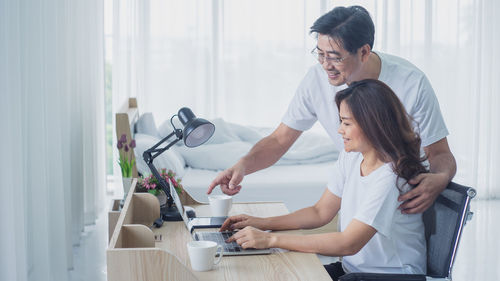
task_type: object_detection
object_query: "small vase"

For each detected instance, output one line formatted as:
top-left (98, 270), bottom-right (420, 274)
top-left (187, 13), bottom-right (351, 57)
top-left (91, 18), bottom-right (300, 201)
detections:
top-left (122, 177), bottom-right (133, 200)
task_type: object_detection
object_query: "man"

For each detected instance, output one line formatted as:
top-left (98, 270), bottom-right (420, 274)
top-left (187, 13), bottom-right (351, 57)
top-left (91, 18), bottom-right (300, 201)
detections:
top-left (207, 5), bottom-right (456, 214)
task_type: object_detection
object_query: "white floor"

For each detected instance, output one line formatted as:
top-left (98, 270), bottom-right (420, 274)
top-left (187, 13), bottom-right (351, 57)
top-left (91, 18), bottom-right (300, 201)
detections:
top-left (69, 201), bottom-right (109, 281)
top-left (69, 195), bottom-right (500, 281)
top-left (451, 199), bottom-right (500, 280)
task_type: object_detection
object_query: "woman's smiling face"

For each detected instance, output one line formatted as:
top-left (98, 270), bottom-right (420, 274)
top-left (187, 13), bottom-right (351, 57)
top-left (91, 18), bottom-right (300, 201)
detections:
top-left (337, 101), bottom-right (371, 153)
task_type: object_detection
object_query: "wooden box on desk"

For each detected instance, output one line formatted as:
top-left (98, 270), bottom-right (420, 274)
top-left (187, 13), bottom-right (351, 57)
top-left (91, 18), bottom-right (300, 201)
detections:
top-left (107, 180), bottom-right (199, 243)
top-left (107, 179), bottom-right (197, 281)
top-left (108, 199), bottom-right (122, 242)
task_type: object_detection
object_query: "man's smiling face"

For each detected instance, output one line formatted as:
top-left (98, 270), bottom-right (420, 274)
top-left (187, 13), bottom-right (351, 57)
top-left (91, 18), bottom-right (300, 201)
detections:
top-left (316, 34), bottom-right (364, 86)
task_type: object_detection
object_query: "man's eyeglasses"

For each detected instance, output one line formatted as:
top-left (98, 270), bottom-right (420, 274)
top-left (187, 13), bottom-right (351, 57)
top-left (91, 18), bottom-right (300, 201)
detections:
top-left (311, 49), bottom-right (348, 66)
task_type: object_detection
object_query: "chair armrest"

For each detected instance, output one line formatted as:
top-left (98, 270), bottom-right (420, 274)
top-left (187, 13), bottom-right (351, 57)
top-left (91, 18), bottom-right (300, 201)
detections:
top-left (339, 272), bottom-right (426, 281)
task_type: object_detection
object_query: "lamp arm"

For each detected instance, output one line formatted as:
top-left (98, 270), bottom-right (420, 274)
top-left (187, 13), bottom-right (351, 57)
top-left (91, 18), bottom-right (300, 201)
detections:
top-left (148, 137), bottom-right (182, 161)
top-left (143, 129), bottom-right (183, 208)
top-left (144, 129), bottom-right (182, 160)
top-left (145, 161), bottom-right (174, 208)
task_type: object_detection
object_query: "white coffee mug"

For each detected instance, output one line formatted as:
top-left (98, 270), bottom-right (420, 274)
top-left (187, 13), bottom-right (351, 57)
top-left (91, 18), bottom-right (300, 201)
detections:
top-left (187, 241), bottom-right (223, 271)
top-left (208, 195), bottom-right (233, 217)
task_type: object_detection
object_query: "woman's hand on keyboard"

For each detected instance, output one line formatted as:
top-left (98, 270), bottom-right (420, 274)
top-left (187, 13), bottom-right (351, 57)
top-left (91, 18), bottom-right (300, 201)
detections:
top-left (225, 226), bottom-right (274, 249)
top-left (220, 214), bottom-right (266, 232)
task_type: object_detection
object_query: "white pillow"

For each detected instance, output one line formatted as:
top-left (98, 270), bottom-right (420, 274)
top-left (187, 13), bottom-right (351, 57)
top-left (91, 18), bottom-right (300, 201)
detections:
top-left (176, 141), bottom-right (252, 170)
top-left (226, 122), bottom-right (263, 143)
top-left (158, 118), bottom-right (175, 139)
top-left (170, 147), bottom-right (186, 168)
top-left (133, 133), bottom-right (185, 177)
top-left (201, 118), bottom-right (240, 145)
top-left (135, 113), bottom-right (160, 138)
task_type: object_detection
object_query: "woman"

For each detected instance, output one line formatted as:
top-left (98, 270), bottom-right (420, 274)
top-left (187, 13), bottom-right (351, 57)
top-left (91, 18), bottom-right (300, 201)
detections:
top-left (222, 79), bottom-right (428, 280)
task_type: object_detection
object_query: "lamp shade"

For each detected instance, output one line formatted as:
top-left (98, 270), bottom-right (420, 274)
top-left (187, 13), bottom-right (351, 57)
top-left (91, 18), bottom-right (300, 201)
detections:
top-left (178, 107), bottom-right (215, 147)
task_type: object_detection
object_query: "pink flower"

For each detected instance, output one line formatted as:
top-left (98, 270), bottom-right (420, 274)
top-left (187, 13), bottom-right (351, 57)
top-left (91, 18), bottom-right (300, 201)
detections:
top-left (171, 178), bottom-right (178, 187)
top-left (138, 169), bottom-right (184, 194)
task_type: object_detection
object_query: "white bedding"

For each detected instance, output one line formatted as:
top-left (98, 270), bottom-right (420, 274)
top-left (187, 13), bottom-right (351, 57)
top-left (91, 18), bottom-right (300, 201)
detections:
top-left (174, 118), bottom-right (339, 170)
top-left (134, 114), bottom-right (338, 212)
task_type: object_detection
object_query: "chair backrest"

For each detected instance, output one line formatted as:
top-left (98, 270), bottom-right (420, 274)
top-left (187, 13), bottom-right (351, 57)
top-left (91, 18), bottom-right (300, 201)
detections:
top-left (423, 182), bottom-right (476, 278)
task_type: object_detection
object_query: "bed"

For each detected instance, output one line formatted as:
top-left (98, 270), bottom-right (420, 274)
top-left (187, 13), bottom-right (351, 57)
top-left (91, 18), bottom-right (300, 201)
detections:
top-left (115, 98), bottom-right (339, 212)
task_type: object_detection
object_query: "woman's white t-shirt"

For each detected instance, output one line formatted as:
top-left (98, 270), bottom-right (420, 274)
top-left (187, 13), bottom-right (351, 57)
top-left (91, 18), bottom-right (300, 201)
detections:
top-left (327, 151), bottom-right (426, 274)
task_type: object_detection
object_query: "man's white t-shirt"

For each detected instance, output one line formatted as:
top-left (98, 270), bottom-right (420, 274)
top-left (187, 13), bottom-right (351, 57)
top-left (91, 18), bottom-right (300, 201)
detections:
top-left (282, 52), bottom-right (449, 150)
top-left (327, 151), bottom-right (426, 274)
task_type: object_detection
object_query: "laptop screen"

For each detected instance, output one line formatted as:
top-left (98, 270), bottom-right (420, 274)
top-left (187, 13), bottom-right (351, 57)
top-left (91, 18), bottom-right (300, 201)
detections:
top-left (170, 184), bottom-right (191, 229)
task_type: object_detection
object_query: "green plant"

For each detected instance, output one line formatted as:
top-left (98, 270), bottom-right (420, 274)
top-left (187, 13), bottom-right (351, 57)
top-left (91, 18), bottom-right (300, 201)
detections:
top-left (138, 168), bottom-right (184, 196)
top-left (117, 134), bottom-right (136, 178)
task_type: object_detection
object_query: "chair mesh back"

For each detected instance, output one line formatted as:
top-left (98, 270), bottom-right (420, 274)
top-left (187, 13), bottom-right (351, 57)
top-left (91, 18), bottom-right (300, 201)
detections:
top-left (422, 182), bottom-right (472, 278)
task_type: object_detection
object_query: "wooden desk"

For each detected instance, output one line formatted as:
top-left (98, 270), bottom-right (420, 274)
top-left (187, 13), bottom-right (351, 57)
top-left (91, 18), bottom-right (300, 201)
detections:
top-left (107, 181), bottom-right (332, 281)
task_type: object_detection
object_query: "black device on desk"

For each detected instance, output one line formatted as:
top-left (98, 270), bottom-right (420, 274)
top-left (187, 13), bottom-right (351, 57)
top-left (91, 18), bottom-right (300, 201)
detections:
top-left (189, 216), bottom-right (227, 229)
top-left (184, 206), bottom-right (227, 229)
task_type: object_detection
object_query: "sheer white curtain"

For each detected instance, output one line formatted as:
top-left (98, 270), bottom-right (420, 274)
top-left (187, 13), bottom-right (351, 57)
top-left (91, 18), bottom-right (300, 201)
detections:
top-left (113, 0), bottom-right (321, 126)
top-left (0, 0), bottom-right (106, 280)
top-left (113, 0), bottom-right (500, 198)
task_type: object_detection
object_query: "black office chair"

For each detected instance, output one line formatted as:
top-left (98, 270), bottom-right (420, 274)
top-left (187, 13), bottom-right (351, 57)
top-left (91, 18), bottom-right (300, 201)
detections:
top-left (339, 182), bottom-right (476, 281)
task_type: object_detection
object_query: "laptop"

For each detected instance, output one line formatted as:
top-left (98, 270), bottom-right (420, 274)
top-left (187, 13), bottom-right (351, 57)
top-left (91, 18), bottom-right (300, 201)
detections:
top-left (170, 185), bottom-right (272, 256)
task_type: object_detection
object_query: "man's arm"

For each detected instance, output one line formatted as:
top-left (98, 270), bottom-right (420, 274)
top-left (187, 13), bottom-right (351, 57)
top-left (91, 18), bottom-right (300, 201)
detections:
top-left (398, 137), bottom-right (457, 214)
top-left (207, 123), bottom-right (302, 194)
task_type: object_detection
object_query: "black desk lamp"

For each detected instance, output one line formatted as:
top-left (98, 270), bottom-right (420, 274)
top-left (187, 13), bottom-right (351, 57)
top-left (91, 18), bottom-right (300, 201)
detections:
top-left (143, 107), bottom-right (215, 221)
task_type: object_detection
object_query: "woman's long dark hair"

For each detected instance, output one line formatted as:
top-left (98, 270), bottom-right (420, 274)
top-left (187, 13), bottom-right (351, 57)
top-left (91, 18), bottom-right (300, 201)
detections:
top-left (335, 79), bottom-right (427, 189)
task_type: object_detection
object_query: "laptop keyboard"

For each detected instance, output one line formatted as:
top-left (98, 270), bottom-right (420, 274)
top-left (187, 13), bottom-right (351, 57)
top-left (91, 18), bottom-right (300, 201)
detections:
top-left (195, 231), bottom-right (244, 253)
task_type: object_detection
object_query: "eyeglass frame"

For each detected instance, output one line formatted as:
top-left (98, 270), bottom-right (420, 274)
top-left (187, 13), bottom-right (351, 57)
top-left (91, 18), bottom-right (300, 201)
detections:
top-left (311, 48), bottom-right (349, 66)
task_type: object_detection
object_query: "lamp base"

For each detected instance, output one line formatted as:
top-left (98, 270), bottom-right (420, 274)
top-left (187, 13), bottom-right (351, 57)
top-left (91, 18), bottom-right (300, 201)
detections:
top-left (161, 205), bottom-right (183, 221)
